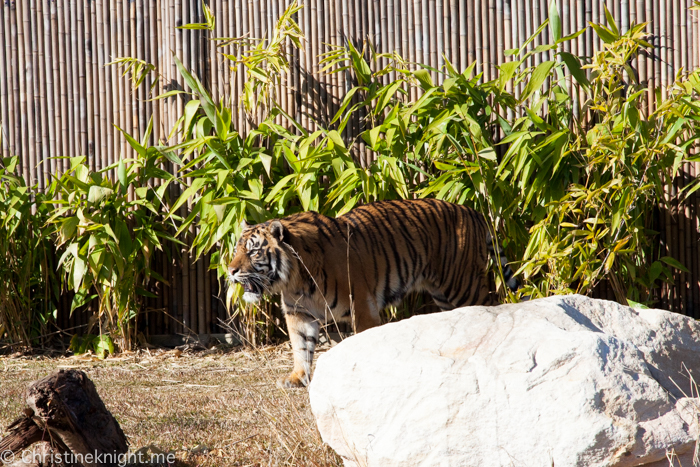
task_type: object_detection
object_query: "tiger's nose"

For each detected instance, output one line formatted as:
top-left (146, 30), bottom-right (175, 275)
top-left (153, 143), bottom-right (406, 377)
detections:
top-left (228, 266), bottom-right (239, 278)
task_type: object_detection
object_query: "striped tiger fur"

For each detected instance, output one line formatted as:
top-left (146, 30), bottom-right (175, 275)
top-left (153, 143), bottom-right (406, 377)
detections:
top-left (228, 199), bottom-right (518, 387)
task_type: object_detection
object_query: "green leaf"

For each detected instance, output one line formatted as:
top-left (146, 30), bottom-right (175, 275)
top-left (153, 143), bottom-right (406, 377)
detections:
top-left (115, 126), bottom-right (147, 158)
top-left (549, 0), bottom-right (561, 42)
top-left (368, 126), bottom-right (382, 150)
top-left (168, 178), bottom-right (207, 217)
top-left (603, 4), bottom-right (619, 37)
top-left (88, 186), bottom-right (114, 204)
top-left (589, 23), bottom-right (618, 44)
top-left (521, 61), bottom-right (555, 102)
top-left (660, 256), bottom-right (689, 273)
top-left (413, 69), bottom-right (434, 90)
top-left (72, 255), bottom-right (86, 292)
top-left (626, 299), bottom-right (650, 309)
top-left (183, 100), bottom-right (201, 135)
top-left (118, 159), bottom-right (127, 191)
top-left (560, 52), bottom-right (590, 88)
top-left (375, 81), bottom-right (403, 114)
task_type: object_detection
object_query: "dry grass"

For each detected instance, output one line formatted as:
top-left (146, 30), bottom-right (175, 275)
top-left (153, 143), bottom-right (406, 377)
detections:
top-left (0, 344), bottom-right (342, 467)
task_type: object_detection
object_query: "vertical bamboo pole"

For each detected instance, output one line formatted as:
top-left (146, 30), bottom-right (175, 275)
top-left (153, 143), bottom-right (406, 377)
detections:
top-left (425, 0), bottom-right (438, 79)
top-left (347, 0), bottom-right (357, 161)
top-left (517, 0), bottom-right (525, 101)
top-left (402, 0), bottom-right (409, 61)
top-left (150, 0), bottom-right (159, 145)
top-left (205, 254), bottom-right (213, 334)
top-left (0, 2), bottom-right (8, 157)
top-left (310, 0), bottom-right (319, 127)
top-left (672, 0), bottom-right (680, 78)
top-left (679, 0), bottom-right (692, 72)
top-left (90, 1), bottom-right (101, 172)
top-left (449, 0), bottom-right (458, 67)
top-left (301, 0), bottom-right (310, 132)
top-left (136, 0), bottom-right (145, 141)
top-left (388, 0), bottom-right (395, 82)
top-left (127, 0), bottom-right (136, 163)
top-left (459, 0), bottom-right (468, 71)
top-left (9, 1), bottom-right (21, 163)
top-left (30, 0), bottom-right (42, 184)
top-left (1, 2), bottom-right (13, 156)
top-left (412, 0), bottom-right (421, 70)
top-left (107, 2), bottom-right (116, 175)
top-left (84, 0), bottom-right (96, 171)
top-left (441, 0), bottom-right (448, 69)
top-left (659, 0), bottom-right (667, 97)
top-left (434, 0), bottom-right (443, 81)
top-left (197, 256), bottom-right (205, 334)
top-left (77, 0), bottom-right (88, 165)
top-left (474, 0), bottom-right (481, 75)
top-left (115, 0), bottom-right (125, 163)
top-left (496, 0), bottom-right (503, 69)
top-left (17, 1), bottom-right (30, 183)
top-left (49, 2), bottom-right (61, 172)
top-left (67, 0), bottom-right (78, 160)
top-left (322, 0), bottom-right (331, 125)
top-left (419, 0), bottom-right (428, 67)
top-left (462, 0), bottom-right (471, 68)
top-left (694, 0), bottom-right (699, 70)
top-left (42, 0), bottom-right (56, 178)
top-left (486, 0), bottom-right (494, 81)
top-left (210, 0), bottom-right (220, 102)
top-left (646, 0), bottom-right (654, 115)
top-left (29, 0), bottom-right (44, 188)
top-left (32, 2), bottom-right (45, 185)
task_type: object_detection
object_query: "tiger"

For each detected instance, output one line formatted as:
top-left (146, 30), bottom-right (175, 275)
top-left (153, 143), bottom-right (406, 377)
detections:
top-left (227, 198), bottom-right (518, 388)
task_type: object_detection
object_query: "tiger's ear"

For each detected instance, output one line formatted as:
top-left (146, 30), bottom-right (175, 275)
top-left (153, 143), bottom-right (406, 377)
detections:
top-left (240, 219), bottom-right (249, 230)
top-left (269, 220), bottom-right (284, 242)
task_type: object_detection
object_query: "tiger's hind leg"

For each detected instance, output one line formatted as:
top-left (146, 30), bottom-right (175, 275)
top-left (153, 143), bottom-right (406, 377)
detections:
top-left (280, 312), bottom-right (320, 388)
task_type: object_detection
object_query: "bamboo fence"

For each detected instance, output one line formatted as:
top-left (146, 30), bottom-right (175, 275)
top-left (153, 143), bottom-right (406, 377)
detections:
top-left (0, 0), bottom-right (699, 336)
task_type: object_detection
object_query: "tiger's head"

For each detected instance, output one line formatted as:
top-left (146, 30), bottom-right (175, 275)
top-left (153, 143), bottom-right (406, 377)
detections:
top-left (227, 219), bottom-right (292, 303)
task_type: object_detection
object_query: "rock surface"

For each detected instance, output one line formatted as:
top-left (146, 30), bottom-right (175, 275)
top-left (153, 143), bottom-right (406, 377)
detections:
top-left (309, 295), bottom-right (700, 467)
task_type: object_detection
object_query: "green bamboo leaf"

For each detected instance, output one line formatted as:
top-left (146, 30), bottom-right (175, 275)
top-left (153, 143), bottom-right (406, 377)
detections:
top-left (560, 52), bottom-right (590, 88)
top-left (375, 81), bottom-right (402, 115)
top-left (413, 69), bottom-right (434, 90)
top-left (368, 126), bottom-right (382, 150)
top-left (118, 159), bottom-right (127, 191)
top-left (168, 178), bottom-right (207, 217)
top-left (115, 125), bottom-right (147, 158)
top-left (72, 255), bottom-right (86, 292)
top-left (660, 256), bottom-right (689, 273)
top-left (347, 41), bottom-right (372, 85)
top-left (331, 87), bottom-right (359, 125)
top-left (549, 0), bottom-right (561, 42)
top-left (556, 28), bottom-right (587, 44)
top-left (148, 89), bottom-right (188, 101)
top-left (589, 23), bottom-right (618, 44)
top-left (183, 100), bottom-right (201, 135)
top-left (603, 4), bottom-right (619, 37)
top-left (88, 186), bottom-right (114, 204)
top-left (521, 61), bottom-right (555, 102)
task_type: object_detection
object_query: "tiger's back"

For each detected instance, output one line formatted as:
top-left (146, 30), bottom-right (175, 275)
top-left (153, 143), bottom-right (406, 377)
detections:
top-left (338, 199), bottom-right (493, 312)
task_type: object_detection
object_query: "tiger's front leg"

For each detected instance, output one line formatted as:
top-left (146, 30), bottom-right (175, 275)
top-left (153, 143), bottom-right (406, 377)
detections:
top-left (280, 311), bottom-right (320, 388)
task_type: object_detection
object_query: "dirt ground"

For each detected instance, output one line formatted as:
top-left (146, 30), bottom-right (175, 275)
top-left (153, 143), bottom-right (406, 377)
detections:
top-left (0, 344), bottom-right (342, 467)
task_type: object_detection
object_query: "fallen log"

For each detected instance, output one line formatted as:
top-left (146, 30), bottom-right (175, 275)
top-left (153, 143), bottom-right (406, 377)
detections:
top-left (0, 369), bottom-right (128, 467)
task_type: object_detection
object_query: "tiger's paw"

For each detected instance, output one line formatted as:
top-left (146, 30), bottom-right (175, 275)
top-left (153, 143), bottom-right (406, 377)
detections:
top-left (278, 371), bottom-right (308, 389)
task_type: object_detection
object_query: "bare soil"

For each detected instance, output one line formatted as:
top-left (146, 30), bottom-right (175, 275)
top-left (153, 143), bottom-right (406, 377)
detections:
top-left (0, 344), bottom-right (342, 467)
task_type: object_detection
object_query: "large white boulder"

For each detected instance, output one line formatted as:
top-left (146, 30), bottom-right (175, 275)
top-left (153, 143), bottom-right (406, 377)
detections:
top-left (309, 295), bottom-right (700, 467)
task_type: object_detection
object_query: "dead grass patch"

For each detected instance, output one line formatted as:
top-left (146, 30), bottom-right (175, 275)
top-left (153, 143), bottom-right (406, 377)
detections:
top-left (0, 344), bottom-right (342, 467)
